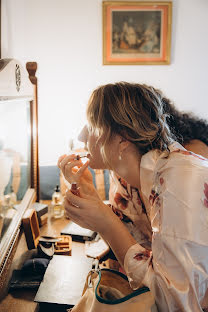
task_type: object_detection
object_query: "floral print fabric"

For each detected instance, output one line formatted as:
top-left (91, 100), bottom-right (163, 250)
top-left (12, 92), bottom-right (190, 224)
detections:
top-left (109, 174), bottom-right (152, 250)
top-left (109, 142), bottom-right (208, 311)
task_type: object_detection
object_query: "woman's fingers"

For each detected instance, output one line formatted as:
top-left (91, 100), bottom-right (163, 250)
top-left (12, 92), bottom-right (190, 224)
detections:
top-left (64, 196), bottom-right (81, 215)
top-left (76, 161), bottom-right (90, 178)
top-left (58, 154), bottom-right (76, 169)
top-left (57, 154), bottom-right (67, 168)
top-left (65, 190), bottom-right (89, 208)
top-left (64, 190), bottom-right (112, 234)
top-left (58, 154), bottom-right (81, 169)
top-left (58, 154), bottom-right (85, 181)
top-left (58, 155), bottom-right (91, 186)
top-left (63, 159), bottom-right (82, 176)
top-left (64, 194), bottom-right (89, 224)
top-left (64, 199), bottom-right (85, 225)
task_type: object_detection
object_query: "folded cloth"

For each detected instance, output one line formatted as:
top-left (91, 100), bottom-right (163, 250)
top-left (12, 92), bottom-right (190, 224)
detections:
top-left (22, 258), bottom-right (50, 275)
top-left (9, 258), bottom-right (50, 290)
top-left (9, 270), bottom-right (43, 290)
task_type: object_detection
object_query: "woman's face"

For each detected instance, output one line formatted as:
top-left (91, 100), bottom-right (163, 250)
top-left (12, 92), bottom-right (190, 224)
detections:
top-left (78, 125), bottom-right (140, 185)
top-left (78, 125), bottom-right (107, 169)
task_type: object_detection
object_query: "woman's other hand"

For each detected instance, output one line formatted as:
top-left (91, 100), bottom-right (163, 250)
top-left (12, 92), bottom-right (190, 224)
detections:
top-left (57, 154), bottom-right (99, 199)
top-left (58, 154), bottom-right (91, 183)
top-left (64, 189), bottom-right (116, 233)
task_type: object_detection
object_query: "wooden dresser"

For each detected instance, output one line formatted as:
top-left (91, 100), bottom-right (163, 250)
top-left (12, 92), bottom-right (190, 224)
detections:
top-left (0, 204), bottom-right (90, 312)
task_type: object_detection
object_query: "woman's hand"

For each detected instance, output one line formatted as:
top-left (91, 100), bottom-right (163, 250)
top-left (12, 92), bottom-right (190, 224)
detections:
top-left (57, 154), bottom-right (99, 199)
top-left (57, 154), bottom-right (91, 183)
top-left (64, 190), bottom-right (137, 269)
top-left (64, 189), bottom-right (117, 234)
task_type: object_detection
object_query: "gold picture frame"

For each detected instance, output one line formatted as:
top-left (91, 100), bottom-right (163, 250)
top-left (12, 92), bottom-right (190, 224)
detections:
top-left (103, 1), bottom-right (172, 65)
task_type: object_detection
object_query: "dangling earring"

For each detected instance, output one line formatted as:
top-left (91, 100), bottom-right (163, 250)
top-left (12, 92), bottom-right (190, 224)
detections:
top-left (119, 153), bottom-right (122, 160)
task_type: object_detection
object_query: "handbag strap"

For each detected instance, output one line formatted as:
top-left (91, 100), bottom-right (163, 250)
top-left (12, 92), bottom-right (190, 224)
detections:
top-left (82, 259), bottom-right (100, 295)
top-left (95, 268), bottom-right (151, 305)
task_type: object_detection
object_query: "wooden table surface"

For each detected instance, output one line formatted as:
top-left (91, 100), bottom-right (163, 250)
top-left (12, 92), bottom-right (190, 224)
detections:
top-left (0, 203), bottom-right (88, 312)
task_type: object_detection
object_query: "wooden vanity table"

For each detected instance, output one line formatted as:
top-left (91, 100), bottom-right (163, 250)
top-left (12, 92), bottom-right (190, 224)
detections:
top-left (0, 207), bottom-right (91, 312)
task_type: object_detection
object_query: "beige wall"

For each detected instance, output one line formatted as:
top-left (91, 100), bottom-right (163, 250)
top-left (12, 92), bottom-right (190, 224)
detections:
top-left (1, 0), bottom-right (208, 163)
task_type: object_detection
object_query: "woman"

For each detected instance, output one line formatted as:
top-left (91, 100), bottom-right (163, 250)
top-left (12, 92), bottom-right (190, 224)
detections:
top-left (58, 82), bottom-right (208, 311)
top-left (108, 96), bottom-right (208, 252)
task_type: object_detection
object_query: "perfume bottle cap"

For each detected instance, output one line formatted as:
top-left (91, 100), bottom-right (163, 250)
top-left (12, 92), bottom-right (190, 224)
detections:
top-left (54, 185), bottom-right (60, 192)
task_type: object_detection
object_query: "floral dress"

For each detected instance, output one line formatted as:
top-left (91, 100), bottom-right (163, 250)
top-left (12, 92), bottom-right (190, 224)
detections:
top-left (109, 142), bottom-right (208, 312)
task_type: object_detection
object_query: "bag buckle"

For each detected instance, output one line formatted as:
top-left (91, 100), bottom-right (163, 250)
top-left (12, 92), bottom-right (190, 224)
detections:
top-left (87, 259), bottom-right (100, 287)
top-left (92, 258), bottom-right (99, 271)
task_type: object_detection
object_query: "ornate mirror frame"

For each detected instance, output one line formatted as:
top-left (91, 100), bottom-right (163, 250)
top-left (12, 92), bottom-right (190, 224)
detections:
top-left (0, 59), bottom-right (39, 293)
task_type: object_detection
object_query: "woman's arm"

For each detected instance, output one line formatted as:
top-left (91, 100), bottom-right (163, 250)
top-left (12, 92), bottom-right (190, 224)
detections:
top-left (101, 216), bottom-right (137, 266)
top-left (59, 154), bottom-right (152, 288)
top-left (64, 191), bottom-right (138, 266)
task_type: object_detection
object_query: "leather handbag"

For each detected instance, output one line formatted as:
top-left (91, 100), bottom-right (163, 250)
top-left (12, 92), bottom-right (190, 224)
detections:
top-left (68, 268), bottom-right (157, 312)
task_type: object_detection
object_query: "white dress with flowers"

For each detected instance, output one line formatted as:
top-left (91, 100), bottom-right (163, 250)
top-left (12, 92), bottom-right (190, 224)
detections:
top-left (109, 142), bottom-right (208, 312)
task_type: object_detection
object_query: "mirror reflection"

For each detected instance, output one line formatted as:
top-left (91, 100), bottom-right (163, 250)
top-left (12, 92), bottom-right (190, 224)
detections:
top-left (0, 99), bottom-right (30, 240)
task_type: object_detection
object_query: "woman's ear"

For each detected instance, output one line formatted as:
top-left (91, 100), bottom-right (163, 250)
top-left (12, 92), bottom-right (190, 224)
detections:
top-left (118, 136), bottom-right (130, 153)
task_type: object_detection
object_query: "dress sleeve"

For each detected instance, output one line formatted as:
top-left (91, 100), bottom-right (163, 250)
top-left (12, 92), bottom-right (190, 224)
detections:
top-left (124, 243), bottom-right (153, 290)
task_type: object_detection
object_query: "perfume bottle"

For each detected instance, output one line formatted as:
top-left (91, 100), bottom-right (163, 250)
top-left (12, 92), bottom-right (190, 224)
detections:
top-left (3, 194), bottom-right (11, 209)
top-left (71, 182), bottom-right (80, 196)
top-left (9, 186), bottom-right (17, 207)
top-left (51, 185), bottom-right (64, 219)
top-left (68, 182), bottom-right (80, 210)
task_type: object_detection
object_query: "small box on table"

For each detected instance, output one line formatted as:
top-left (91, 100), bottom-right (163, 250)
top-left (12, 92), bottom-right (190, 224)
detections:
top-left (32, 202), bottom-right (48, 227)
top-left (22, 208), bottom-right (72, 256)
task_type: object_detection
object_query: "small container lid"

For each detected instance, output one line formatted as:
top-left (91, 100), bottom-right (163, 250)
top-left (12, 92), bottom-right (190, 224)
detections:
top-left (54, 185), bottom-right (60, 192)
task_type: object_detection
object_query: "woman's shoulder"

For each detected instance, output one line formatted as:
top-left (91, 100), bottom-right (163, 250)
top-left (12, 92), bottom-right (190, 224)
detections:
top-left (152, 141), bottom-right (208, 179)
top-left (183, 139), bottom-right (208, 159)
top-left (164, 141), bottom-right (207, 162)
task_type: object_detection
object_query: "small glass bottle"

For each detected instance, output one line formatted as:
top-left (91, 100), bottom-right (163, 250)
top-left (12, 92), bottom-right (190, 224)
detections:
top-left (9, 186), bottom-right (17, 207)
top-left (51, 185), bottom-right (64, 219)
top-left (3, 194), bottom-right (11, 209)
top-left (71, 182), bottom-right (80, 196)
top-left (67, 182), bottom-right (80, 210)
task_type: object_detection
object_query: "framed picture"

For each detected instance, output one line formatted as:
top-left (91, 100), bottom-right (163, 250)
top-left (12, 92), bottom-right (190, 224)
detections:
top-left (103, 1), bottom-right (172, 65)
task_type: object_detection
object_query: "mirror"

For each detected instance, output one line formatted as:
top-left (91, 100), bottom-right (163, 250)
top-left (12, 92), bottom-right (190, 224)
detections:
top-left (0, 59), bottom-right (39, 283)
top-left (0, 99), bottom-right (31, 238)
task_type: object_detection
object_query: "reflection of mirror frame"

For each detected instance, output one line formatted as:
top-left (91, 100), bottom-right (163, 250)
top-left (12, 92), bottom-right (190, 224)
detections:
top-left (27, 62), bottom-right (40, 201)
top-left (0, 60), bottom-right (39, 294)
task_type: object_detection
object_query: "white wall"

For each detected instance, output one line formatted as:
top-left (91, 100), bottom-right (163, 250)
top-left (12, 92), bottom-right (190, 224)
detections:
top-left (1, 0), bottom-right (208, 164)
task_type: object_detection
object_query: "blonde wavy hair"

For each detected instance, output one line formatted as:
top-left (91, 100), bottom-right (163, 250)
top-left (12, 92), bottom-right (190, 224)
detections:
top-left (86, 82), bottom-right (173, 163)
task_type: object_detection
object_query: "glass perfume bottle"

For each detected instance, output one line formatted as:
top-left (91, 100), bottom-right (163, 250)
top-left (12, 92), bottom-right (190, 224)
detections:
top-left (67, 182), bottom-right (81, 211)
top-left (71, 182), bottom-right (80, 196)
top-left (3, 194), bottom-right (11, 209)
top-left (9, 186), bottom-right (17, 207)
top-left (51, 185), bottom-right (64, 219)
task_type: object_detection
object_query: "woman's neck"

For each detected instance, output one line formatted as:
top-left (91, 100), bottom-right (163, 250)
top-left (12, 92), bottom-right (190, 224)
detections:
top-left (114, 147), bottom-right (142, 191)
